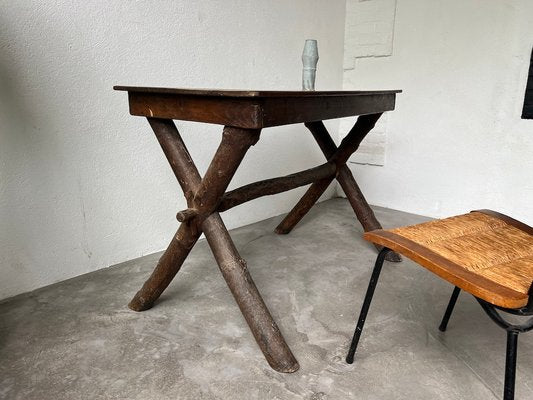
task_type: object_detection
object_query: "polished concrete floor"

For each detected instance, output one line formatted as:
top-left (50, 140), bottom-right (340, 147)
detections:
top-left (2, 198), bottom-right (533, 400)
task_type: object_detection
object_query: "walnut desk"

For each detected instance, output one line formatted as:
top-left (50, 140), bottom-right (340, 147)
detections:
top-left (114, 86), bottom-right (402, 373)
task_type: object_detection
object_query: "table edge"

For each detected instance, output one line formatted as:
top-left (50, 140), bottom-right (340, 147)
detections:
top-left (113, 86), bottom-right (402, 98)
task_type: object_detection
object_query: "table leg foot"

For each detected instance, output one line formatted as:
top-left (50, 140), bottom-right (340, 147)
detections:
top-left (129, 298), bottom-right (154, 312)
top-left (129, 222), bottom-right (201, 311)
top-left (204, 213), bottom-right (299, 372)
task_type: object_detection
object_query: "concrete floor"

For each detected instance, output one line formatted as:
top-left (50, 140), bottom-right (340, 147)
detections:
top-left (2, 198), bottom-right (533, 400)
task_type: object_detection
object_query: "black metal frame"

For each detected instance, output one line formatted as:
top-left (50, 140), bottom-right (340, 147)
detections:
top-left (346, 247), bottom-right (533, 400)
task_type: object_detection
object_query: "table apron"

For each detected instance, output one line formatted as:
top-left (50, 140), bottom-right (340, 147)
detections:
top-left (127, 92), bottom-right (396, 128)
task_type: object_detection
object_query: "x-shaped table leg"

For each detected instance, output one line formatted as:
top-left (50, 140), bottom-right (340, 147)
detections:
top-left (129, 118), bottom-right (299, 373)
top-left (275, 114), bottom-right (401, 262)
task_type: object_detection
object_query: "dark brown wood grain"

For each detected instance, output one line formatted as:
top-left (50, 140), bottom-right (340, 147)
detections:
top-left (176, 208), bottom-right (198, 223)
top-left (274, 118), bottom-right (401, 262)
top-left (147, 118), bottom-right (199, 203)
top-left (260, 94), bottom-right (395, 128)
top-left (128, 118), bottom-right (298, 372)
top-left (115, 87), bottom-right (398, 129)
top-left (202, 212), bottom-right (298, 373)
top-left (274, 176), bottom-right (335, 234)
top-left (129, 92), bottom-right (263, 129)
top-left (218, 162), bottom-right (336, 212)
top-left (128, 119), bottom-right (203, 311)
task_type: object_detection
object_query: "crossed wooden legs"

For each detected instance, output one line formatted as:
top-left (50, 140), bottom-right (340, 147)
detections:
top-left (128, 114), bottom-right (398, 373)
top-left (275, 114), bottom-right (401, 262)
top-left (129, 118), bottom-right (298, 372)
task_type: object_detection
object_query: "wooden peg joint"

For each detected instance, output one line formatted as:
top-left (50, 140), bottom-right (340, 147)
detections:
top-left (176, 208), bottom-right (199, 222)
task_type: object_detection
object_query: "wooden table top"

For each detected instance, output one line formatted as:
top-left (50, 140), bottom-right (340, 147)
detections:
top-left (114, 86), bottom-right (401, 98)
top-left (114, 86), bottom-right (401, 129)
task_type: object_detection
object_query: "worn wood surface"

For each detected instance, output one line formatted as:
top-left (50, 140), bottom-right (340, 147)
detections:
top-left (114, 86), bottom-right (399, 129)
top-left (128, 119), bottom-right (298, 372)
top-left (275, 176), bottom-right (334, 234)
top-left (128, 119), bottom-right (203, 311)
top-left (218, 162), bottom-right (336, 212)
top-left (202, 212), bottom-right (299, 372)
top-left (275, 118), bottom-right (401, 262)
top-left (276, 117), bottom-right (380, 234)
top-left (116, 86), bottom-right (401, 372)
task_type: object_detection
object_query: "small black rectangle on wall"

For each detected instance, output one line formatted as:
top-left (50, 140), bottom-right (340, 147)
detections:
top-left (522, 47), bottom-right (533, 119)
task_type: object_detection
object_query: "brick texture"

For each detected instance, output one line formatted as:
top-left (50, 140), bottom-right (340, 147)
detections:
top-left (343, 0), bottom-right (397, 70)
top-left (343, 0), bottom-right (396, 166)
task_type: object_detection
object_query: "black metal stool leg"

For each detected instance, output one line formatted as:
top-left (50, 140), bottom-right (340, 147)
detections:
top-left (346, 248), bottom-right (391, 364)
top-left (476, 298), bottom-right (533, 400)
top-left (504, 331), bottom-right (518, 400)
top-left (439, 286), bottom-right (461, 332)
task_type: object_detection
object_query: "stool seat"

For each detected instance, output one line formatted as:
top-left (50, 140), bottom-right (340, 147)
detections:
top-left (364, 210), bottom-right (533, 309)
top-left (347, 209), bottom-right (533, 400)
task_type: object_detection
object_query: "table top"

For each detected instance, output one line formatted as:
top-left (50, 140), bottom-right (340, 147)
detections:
top-left (114, 86), bottom-right (401, 98)
top-left (115, 86), bottom-right (401, 129)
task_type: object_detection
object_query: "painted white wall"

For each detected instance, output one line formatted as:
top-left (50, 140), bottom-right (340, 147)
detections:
top-left (342, 0), bottom-right (533, 225)
top-left (0, 1), bottom-right (346, 300)
top-left (342, 0), bottom-right (397, 166)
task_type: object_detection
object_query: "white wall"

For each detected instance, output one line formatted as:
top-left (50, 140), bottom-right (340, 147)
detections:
top-left (342, 0), bottom-right (533, 225)
top-left (0, 1), bottom-right (346, 300)
top-left (7, 0), bottom-right (530, 301)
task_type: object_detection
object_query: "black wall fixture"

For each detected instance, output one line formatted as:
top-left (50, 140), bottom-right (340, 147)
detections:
top-left (522, 47), bottom-right (533, 119)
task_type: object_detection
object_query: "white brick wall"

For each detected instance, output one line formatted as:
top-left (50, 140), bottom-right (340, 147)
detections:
top-left (343, 0), bottom-right (396, 166)
top-left (344, 0), bottom-right (396, 69)
top-left (340, 114), bottom-right (388, 166)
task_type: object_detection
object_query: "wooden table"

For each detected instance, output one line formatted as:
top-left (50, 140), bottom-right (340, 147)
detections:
top-left (114, 86), bottom-right (401, 373)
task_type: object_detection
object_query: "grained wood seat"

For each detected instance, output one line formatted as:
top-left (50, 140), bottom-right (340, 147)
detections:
top-left (365, 210), bottom-right (533, 309)
top-left (345, 210), bottom-right (533, 400)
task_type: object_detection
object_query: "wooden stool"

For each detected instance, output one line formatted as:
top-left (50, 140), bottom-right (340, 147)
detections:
top-left (346, 210), bottom-right (533, 400)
